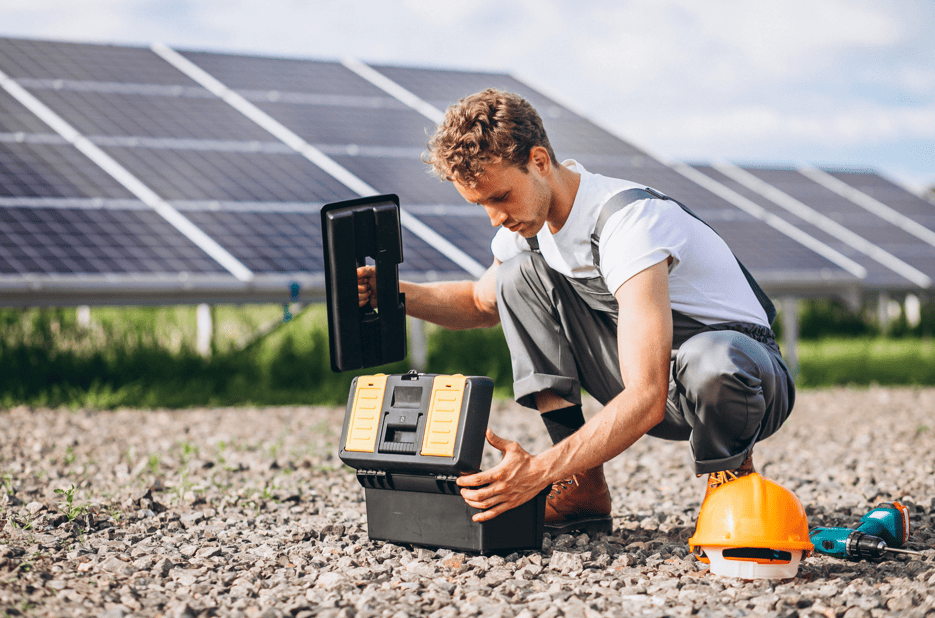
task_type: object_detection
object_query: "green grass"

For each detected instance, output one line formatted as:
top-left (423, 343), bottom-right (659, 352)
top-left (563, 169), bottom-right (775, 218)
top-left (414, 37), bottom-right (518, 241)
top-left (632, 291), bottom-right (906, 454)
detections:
top-left (1, 305), bottom-right (934, 409)
top-left (795, 337), bottom-right (935, 387)
top-left (0, 304), bottom-right (409, 409)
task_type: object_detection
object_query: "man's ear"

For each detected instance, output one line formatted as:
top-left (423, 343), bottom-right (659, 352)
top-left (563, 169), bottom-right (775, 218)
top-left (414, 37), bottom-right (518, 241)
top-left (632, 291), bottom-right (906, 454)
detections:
top-left (529, 146), bottom-right (552, 175)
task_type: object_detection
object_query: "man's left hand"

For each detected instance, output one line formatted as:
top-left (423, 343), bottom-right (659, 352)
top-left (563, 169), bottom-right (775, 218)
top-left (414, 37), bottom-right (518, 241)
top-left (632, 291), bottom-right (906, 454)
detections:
top-left (456, 429), bottom-right (551, 522)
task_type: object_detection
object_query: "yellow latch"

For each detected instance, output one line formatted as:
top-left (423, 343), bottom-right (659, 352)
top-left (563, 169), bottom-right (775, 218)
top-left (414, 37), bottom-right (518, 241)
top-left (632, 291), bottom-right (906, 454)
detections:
top-left (344, 374), bottom-right (387, 452)
top-left (420, 374), bottom-right (466, 457)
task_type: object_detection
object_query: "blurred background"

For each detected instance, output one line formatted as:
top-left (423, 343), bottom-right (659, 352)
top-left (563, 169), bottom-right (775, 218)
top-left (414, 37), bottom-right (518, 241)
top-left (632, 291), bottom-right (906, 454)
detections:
top-left (1, 0), bottom-right (933, 408)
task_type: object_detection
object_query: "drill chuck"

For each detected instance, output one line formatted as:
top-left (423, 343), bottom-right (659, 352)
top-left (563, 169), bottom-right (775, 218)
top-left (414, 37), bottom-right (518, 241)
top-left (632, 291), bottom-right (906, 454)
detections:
top-left (846, 531), bottom-right (888, 560)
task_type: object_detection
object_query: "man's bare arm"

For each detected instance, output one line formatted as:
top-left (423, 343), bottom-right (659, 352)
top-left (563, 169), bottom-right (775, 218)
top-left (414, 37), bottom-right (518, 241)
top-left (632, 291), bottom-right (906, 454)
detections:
top-left (358, 260), bottom-right (501, 330)
top-left (457, 258), bottom-right (674, 521)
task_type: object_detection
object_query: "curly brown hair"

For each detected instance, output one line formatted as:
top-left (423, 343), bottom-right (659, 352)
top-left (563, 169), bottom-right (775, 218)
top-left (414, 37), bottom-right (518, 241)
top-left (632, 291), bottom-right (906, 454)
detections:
top-left (424, 88), bottom-right (558, 186)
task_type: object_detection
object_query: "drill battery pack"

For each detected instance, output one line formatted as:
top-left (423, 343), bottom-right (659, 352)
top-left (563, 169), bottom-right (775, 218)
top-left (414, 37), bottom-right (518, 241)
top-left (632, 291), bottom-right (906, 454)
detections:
top-left (338, 371), bottom-right (547, 554)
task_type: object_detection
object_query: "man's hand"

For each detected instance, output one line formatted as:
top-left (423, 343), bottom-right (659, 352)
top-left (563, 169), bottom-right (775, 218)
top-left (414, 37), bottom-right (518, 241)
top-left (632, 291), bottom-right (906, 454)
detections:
top-left (357, 265), bottom-right (376, 308)
top-left (456, 429), bottom-right (551, 522)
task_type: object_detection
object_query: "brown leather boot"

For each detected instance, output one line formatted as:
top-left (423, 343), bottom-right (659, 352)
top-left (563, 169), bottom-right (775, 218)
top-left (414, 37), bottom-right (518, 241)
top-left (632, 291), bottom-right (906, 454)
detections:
top-left (544, 465), bottom-right (613, 535)
top-left (702, 451), bottom-right (756, 502)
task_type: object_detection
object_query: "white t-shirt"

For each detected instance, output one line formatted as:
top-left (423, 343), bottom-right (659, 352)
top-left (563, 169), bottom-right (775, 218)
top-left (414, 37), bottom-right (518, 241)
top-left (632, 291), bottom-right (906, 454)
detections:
top-left (490, 161), bottom-right (769, 327)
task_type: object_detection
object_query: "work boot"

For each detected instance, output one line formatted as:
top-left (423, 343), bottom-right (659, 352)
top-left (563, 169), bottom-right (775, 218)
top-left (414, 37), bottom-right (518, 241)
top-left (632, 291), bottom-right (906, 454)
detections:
top-left (544, 465), bottom-right (613, 535)
top-left (702, 451), bottom-right (756, 501)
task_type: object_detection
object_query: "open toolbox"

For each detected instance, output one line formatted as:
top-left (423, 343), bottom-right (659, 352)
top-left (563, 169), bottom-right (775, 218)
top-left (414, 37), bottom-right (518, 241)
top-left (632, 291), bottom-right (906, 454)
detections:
top-left (321, 194), bottom-right (547, 554)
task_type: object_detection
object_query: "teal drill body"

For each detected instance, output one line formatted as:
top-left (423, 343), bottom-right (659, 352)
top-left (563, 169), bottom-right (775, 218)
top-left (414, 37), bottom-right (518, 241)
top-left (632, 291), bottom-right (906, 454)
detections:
top-left (810, 502), bottom-right (911, 560)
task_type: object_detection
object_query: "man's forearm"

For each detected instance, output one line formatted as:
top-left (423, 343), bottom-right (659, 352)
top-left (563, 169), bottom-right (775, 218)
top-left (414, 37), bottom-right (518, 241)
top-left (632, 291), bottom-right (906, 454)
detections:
top-left (401, 280), bottom-right (500, 330)
top-left (531, 385), bottom-right (667, 484)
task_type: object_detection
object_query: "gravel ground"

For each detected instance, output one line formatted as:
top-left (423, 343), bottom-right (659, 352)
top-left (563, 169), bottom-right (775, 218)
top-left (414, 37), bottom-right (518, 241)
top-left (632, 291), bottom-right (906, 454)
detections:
top-left (1, 386), bottom-right (933, 618)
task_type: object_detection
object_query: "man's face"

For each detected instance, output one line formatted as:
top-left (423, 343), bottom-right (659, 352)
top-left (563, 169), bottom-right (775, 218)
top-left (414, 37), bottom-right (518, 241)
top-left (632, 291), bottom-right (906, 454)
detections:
top-left (453, 159), bottom-right (552, 238)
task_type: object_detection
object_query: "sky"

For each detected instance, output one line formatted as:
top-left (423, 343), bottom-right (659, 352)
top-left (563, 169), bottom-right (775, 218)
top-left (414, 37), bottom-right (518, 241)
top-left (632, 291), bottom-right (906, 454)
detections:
top-left (3, 0), bottom-right (934, 193)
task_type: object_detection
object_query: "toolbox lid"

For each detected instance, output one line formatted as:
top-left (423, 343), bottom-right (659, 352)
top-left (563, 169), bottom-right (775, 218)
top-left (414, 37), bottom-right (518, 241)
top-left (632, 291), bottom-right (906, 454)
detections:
top-left (321, 195), bottom-right (407, 372)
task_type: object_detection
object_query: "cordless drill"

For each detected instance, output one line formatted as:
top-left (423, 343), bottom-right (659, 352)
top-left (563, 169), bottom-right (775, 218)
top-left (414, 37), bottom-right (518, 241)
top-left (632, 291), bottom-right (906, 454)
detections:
top-left (810, 501), bottom-right (922, 560)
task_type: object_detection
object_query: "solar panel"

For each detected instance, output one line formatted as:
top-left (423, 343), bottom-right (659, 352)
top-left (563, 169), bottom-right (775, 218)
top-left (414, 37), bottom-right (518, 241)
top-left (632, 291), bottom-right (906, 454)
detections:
top-left (256, 99), bottom-right (430, 147)
top-left (0, 87), bottom-right (54, 133)
top-left (586, 161), bottom-right (853, 282)
top-left (180, 209), bottom-right (463, 277)
top-left (825, 168), bottom-right (935, 228)
top-left (3, 35), bottom-right (925, 309)
top-left (101, 147), bottom-right (356, 202)
top-left (0, 37), bottom-right (197, 85)
top-left (0, 205), bottom-right (225, 275)
top-left (689, 164), bottom-right (916, 289)
top-left (328, 155), bottom-right (462, 205)
top-left (405, 205), bottom-right (498, 268)
top-left (180, 51), bottom-right (386, 97)
top-left (25, 85), bottom-right (273, 140)
top-left (741, 166), bottom-right (935, 288)
top-left (369, 65), bottom-right (645, 157)
top-left (0, 141), bottom-right (134, 198)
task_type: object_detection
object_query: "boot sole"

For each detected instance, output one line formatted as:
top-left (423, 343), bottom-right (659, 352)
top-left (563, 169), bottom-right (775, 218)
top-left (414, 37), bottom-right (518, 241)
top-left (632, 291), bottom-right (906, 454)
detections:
top-left (544, 515), bottom-right (613, 536)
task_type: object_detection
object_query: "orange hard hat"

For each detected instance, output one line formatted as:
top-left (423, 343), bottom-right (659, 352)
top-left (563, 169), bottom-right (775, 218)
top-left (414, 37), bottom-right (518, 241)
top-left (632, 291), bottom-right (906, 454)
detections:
top-left (689, 473), bottom-right (813, 579)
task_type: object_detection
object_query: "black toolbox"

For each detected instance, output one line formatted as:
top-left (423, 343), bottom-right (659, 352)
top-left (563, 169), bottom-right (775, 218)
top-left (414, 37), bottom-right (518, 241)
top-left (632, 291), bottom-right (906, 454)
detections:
top-left (322, 195), bottom-right (547, 554)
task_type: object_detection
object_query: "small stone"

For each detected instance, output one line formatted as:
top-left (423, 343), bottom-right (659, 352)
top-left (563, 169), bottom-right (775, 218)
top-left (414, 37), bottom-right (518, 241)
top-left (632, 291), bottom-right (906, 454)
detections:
top-left (195, 546), bottom-right (221, 559)
top-left (442, 553), bottom-right (467, 572)
top-left (152, 557), bottom-right (174, 577)
top-left (26, 501), bottom-right (46, 515)
top-left (317, 571), bottom-right (349, 590)
top-left (886, 594), bottom-right (917, 612)
top-left (169, 568), bottom-right (200, 587)
top-left (404, 561), bottom-right (437, 578)
top-left (100, 556), bottom-right (135, 576)
top-left (548, 551), bottom-right (583, 573)
top-left (166, 602), bottom-right (197, 618)
top-left (552, 534), bottom-right (575, 548)
top-left (485, 569), bottom-right (512, 585)
top-left (180, 512), bottom-right (203, 528)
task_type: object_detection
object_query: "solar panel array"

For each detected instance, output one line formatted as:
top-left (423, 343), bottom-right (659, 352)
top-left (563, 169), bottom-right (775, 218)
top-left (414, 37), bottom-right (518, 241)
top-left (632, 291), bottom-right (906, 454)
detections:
top-left (1, 36), bottom-right (932, 309)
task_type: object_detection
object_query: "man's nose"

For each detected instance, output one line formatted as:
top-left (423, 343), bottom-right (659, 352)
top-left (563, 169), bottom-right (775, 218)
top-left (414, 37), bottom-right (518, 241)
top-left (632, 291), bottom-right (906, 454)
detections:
top-left (484, 205), bottom-right (507, 227)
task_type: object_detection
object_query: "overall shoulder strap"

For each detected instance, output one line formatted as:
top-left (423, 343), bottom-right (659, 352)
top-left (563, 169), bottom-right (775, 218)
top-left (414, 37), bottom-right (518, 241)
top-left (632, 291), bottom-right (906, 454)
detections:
top-left (591, 187), bottom-right (777, 325)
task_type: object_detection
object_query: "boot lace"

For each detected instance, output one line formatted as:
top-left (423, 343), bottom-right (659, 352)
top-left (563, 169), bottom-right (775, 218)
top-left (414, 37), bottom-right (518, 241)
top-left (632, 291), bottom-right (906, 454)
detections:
top-left (547, 475), bottom-right (580, 500)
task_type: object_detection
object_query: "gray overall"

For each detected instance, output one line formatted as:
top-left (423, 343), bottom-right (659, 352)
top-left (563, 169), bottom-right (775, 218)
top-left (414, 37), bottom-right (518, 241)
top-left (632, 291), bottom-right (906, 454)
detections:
top-left (496, 189), bottom-right (795, 474)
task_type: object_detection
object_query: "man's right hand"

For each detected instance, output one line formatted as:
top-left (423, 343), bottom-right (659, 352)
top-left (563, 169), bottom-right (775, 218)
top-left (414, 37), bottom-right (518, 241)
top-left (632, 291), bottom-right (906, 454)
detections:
top-left (357, 265), bottom-right (377, 308)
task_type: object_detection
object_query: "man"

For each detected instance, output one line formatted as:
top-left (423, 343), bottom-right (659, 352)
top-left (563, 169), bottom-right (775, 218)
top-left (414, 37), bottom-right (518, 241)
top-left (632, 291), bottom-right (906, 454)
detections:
top-left (358, 88), bottom-right (794, 534)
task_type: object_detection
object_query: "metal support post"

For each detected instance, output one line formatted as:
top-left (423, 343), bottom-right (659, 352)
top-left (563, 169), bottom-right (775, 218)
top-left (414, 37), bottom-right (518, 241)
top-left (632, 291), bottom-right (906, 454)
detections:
top-left (408, 317), bottom-right (428, 372)
top-left (781, 297), bottom-right (799, 379)
top-left (196, 303), bottom-right (213, 357)
top-left (77, 305), bottom-right (91, 329)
